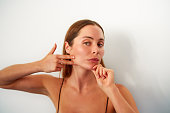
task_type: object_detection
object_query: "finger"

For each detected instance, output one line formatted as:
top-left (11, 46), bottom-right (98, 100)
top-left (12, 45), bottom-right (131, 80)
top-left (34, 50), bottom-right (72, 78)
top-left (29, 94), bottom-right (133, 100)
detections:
top-left (57, 55), bottom-right (75, 59)
top-left (56, 63), bottom-right (64, 68)
top-left (92, 70), bottom-right (96, 78)
top-left (93, 70), bottom-right (100, 79)
top-left (100, 67), bottom-right (104, 80)
top-left (55, 67), bottom-right (61, 71)
top-left (58, 59), bottom-right (74, 65)
top-left (92, 64), bottom-right (103, 79)
top-left (103, 68), bottom-right (107, 77)
top-left (100, 68), bottom-right (105, 80)
top-left (102, 68), bottom-right (107, 80)
top-left (96, 65), bottom-right (101, 79)
top-left (99, 67), bottom-right (104, 78)
top-left (98, 65), bottom-right (105, 79)
top-left (48, 43), bottom-right (57, 55)
top-left (106, 69), bottom-right (113, 76)
top-left (91, 67), bottom-right (98, 77)
top-left (92, 65), bottom-right (98, 71)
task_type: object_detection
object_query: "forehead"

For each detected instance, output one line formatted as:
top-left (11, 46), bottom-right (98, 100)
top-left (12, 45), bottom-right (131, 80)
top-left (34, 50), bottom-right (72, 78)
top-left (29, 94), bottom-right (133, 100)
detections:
top-left (77, 25), bottom-right (104, 40)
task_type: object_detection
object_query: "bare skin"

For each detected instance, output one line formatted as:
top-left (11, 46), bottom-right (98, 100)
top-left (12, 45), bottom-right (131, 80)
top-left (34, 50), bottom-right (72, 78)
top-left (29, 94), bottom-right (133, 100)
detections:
top-left (0, 25), bottom-right (139, 113)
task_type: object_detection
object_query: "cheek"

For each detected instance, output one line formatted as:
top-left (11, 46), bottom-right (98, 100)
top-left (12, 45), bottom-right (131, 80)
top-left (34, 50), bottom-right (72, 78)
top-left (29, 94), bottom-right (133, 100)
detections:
top-left (71, 47), bottom-right (89, 65)
top-left (71, 46), bottom-right (89, 59)
top-left (100, 49), bottom-right (104, 57)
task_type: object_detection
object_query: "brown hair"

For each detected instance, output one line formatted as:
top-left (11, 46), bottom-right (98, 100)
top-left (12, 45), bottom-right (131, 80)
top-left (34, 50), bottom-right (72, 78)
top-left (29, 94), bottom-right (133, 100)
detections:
top-left (62, 19), bottom-right (105, 78)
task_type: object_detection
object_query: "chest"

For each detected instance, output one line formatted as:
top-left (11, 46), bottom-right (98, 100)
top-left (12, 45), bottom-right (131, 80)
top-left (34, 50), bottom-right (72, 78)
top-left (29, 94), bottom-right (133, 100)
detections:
top-left (46, 81), bottom-right (115, 113)
top-left (59, 88), bottom-right (108, 113)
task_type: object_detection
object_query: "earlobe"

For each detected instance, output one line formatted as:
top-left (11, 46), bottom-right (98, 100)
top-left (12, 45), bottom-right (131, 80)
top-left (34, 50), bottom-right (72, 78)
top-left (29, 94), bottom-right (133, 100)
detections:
top-left (65, 41), bottom-right (71, 54)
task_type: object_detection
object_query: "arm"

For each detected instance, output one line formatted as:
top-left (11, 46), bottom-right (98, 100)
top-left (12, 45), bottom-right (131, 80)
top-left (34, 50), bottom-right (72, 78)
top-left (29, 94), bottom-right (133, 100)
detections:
top-left (0, 44), bottom-right (74, 95)
top-left (106, 84), bottom-right (139, 113)
top-left (92, 64), bottom-right (139, 113)
top-left (0, 43), bottom-right (58, 86)
top-left (0, 74), bottom-right (55, 95)
top-left (0, 61), bottom-right (41, 86)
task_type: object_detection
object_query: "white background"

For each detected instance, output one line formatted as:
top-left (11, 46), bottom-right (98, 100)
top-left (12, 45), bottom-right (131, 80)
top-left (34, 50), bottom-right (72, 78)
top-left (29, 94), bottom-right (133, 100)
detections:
top-left (0, 0), bottom-right (170, 113)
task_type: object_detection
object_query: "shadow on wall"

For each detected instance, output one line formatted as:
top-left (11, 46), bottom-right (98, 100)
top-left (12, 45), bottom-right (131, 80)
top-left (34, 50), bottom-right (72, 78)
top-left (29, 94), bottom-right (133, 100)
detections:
top-left (104, 31), bottom-right (138, 87)
top-left (104, 31), bottom-right (170, 113)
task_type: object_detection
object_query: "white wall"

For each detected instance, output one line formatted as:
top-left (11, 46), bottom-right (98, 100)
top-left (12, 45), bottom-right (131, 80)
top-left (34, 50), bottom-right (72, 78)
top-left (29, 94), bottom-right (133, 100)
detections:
top-left (0, 0), bottom-right (170, 113)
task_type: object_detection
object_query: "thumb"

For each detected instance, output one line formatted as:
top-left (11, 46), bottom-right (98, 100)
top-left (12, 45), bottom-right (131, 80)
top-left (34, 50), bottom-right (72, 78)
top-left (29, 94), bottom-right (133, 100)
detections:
top-left (92, 65), bottom-right (98, 78)
top-left (92, 69), bottom-right (97, 79)
top-left (91, 65), bottom-right (96, 73)
top-left (48, 43), bottom-right (57, 55)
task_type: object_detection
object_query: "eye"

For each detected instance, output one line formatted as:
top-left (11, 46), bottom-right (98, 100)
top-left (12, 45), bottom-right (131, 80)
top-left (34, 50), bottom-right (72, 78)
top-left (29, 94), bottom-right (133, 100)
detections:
top-left (84, 42), bottom-right (91, 46)
top-left (98, 43), bottom-right (104, 47)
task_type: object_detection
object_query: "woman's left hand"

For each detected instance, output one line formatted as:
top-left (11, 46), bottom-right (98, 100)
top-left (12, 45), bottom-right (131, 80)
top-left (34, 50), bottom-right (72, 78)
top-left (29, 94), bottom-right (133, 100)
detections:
top-left (92, 64), bottom-right (115, 92)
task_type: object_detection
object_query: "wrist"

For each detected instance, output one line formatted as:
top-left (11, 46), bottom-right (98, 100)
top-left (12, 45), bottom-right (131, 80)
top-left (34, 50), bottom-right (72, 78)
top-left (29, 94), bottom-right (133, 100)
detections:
top-left (105, 83), bottom-right (118, 97)
top-left (32, 60), bottom-right (43, 72)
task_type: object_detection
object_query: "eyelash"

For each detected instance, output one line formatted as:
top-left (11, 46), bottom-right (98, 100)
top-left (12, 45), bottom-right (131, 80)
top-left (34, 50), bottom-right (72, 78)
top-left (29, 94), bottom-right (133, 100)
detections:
top-left (83, 42), bottom-right (104, 47)
top-left (84, 42), bottom-right (90, 45)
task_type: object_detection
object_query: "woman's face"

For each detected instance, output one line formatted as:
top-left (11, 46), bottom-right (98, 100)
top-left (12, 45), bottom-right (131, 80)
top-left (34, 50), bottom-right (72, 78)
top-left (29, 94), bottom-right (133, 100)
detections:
top-left (68, 25), bottom-right (105, 70)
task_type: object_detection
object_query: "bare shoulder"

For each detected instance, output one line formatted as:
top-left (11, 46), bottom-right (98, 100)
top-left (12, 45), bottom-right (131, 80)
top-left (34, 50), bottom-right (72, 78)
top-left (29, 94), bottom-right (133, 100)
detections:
top-left (42, 74), bottom-right (63, 86)
top-left (42, 74), bottom-right (64, 94)
top-left (115, 83), bottom-right (133, 99)
top-left (115, 84), bottom-right (128, 92)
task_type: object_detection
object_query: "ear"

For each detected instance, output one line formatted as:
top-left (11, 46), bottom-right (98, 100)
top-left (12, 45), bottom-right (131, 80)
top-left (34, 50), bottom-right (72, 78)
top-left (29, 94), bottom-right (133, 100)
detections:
top-left (65, 41), bottom-right (72, 54)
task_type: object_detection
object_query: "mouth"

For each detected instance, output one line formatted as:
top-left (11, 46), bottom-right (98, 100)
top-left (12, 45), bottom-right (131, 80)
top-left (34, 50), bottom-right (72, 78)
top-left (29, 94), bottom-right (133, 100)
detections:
top-left (88, 58), bottom-right (99, 63)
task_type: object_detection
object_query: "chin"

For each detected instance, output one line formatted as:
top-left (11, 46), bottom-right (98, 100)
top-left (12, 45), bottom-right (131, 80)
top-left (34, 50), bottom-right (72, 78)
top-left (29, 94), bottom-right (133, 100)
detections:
top-left (86, 64), bottom-right (98, 70)
top-left (87, 66), bottom-right (94, 70)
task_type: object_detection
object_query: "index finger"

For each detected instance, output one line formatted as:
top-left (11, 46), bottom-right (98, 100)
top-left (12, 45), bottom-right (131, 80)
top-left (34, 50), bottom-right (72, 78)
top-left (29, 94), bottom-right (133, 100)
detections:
top-left (92, 64), bottom-right (102, 70)
top-left (57, 55), bottom-right (75, 59)
top-left (92, 65), bottom-right (98, 70)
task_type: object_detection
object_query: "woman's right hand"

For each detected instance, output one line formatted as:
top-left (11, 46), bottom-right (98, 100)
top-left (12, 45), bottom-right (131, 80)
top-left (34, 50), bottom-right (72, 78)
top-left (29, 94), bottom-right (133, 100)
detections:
top-left (39, 43), bottom-right (75, 73)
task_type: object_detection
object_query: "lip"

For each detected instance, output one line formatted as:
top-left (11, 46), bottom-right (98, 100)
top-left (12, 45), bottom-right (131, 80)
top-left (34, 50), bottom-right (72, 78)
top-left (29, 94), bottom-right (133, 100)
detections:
top-left (88, 58), bottom-right (99, 63)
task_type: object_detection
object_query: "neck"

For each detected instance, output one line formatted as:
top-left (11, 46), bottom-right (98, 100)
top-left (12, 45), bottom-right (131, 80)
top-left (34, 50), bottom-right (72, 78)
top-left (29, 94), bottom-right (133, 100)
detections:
top-left (66, 65), bottom-right (97, 93)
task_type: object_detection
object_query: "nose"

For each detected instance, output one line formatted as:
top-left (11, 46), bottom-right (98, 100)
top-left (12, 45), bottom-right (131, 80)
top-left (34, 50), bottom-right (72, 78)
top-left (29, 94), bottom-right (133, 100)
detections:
top-left (92, 45), bottom-right (99, 55)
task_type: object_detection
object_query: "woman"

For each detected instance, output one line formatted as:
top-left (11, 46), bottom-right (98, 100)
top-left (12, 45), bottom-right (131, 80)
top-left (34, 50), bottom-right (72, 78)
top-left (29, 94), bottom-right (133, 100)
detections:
top-left (0, 19), bottom-right (139, 113)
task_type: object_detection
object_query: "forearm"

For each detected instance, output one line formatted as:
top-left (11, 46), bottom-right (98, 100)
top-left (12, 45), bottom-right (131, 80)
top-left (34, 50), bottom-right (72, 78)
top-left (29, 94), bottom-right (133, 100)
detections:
top-left (106, 84), bottom-right (136, 113)
top-left (0, 61), bottom-right (42, 85)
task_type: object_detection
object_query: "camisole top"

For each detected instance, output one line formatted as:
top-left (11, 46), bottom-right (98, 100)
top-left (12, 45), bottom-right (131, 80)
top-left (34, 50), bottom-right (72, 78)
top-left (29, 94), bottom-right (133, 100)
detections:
top-left (57, 78), bottom-right (109, 113)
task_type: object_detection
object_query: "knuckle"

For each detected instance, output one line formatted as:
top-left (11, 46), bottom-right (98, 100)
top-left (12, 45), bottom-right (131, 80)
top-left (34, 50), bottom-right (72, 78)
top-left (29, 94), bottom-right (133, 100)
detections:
top-left (55, 55), bottom-right (58, 58)
top-left (54, 59), bottom-right (58, 63)
top-left (109, 69), bottom-right (114, 72)
top-left (66, 55), bottom-right (69, 58)
top-left (99, 64), bottom-right (102, 67)
top-left (56, 54), bottom-right (60, 58)
top-left (56, 59), bottom-right (60, 63)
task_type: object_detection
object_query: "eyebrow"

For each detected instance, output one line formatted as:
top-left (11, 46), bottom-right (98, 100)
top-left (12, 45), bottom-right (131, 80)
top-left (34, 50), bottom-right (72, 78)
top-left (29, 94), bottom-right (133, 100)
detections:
top-left (82, 36), bottom-right (104, 41)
